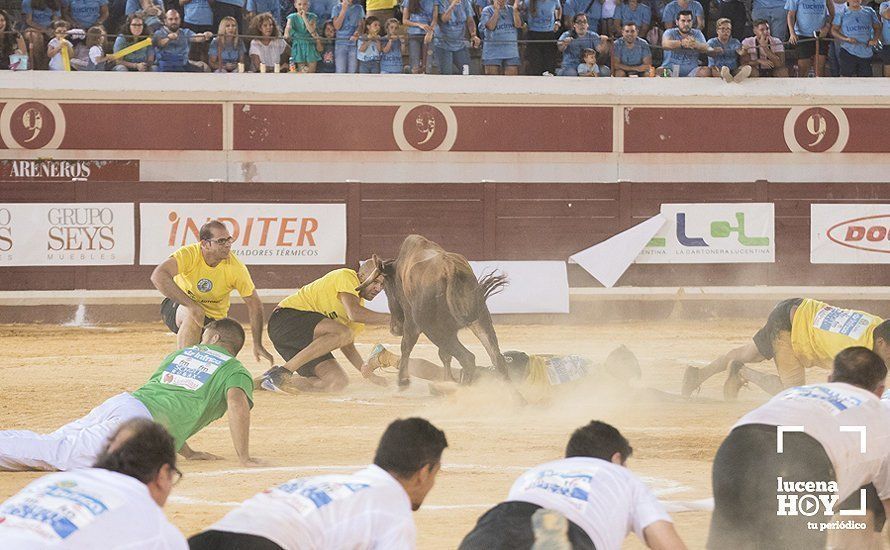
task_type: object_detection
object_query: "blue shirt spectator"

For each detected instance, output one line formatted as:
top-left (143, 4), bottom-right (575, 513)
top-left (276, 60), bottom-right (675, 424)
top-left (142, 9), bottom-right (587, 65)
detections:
top-left (23, 0), bottom-right (61, 29)
top-left (216, 0), bottom-right (245, 6)
top-left (563, 0), bottom-right (602, 30)
top-left (437, 0), bottom-right (474, 50)
top-left (613, 35), bottom-right (651, 65)
top-left (209, 37), bottom-right (246, 64)
top-left (661, 27), bottom-right (705, 69)
top-left (753, 0), bottom-right (784, 10)
top-left (381, 36), bottom-right (403, 72)
top-left (357, 36), bottom-right (381, 60)
top-left (125, 0), bottom-right (162, 14)
top-left (153, 26), bottom-right (195, 69)
top-left (784, 0), bottom-right (828, 36)
top-left (311, 0), bottom-right (337, 20)
top-left (63, 0), bottom-right (109, 28)
top-left (881, 1), bottom-right (890, 44)
top-left (662, 0), bottom-right (703, 27)
top-left (183, 0), bottom-right (213, 25)
top-left (525, 0), bottom-right (560, 31)
top-left (833, 4), bottom-right (879, 58)
top-left (615, 1), bottom-right (651, 29)
top-left (403, 0), bottom-right (437, 35)
top-left (247, 0), bottom-right (282, 24)
top-left (479, 3), bottom-right (520, 60)
top-left (113, 33), bottom-right (155, 64)
top-left (557, 28), bottom-right (601, 72)
top-left (707, 36), bottom-right (741, 68)
top-left (331, 2), bottom-right (365, 42)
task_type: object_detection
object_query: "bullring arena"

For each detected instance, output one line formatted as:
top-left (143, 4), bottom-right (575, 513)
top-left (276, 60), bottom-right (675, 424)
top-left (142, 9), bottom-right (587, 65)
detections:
top-left (3, 73), bottom-right (890, 549)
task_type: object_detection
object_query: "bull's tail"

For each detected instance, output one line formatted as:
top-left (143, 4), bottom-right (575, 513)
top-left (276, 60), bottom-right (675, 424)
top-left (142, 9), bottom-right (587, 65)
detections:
top-left (477, 271), bottom-right (508, 301)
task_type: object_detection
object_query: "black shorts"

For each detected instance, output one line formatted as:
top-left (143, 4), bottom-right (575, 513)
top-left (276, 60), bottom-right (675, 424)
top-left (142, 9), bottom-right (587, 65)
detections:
top-left (188, 530), bottom-right (283, 550)
top-left (160, 298), bottom-right (213, 334)
top-left (182, 22), bottom-right (214, 34)
top-left (752, 298), bottom-right (803, 359)
top-left (839, 483), bottom-right (886, 532)
top-left (267, 307), bottom-right (335, 377)
top-left (708, 423), bottom-right (834, 550)
top-left (881, 47), bottom-right (890, 65)
top-left (796, 37), bottom-right (829, 59)
top-left (458, 501), bottom-right (595, 550)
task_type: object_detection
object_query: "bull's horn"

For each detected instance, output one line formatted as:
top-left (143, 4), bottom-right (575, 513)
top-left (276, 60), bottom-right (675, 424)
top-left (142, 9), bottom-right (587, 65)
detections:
top-left (355, 265), bottom-right (381, 292)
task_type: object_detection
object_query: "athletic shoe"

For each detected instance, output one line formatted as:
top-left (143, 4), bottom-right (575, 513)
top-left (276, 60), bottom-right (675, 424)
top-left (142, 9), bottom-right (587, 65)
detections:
top-left (723, 361), bottom-right (748, 401)
top-left (681, 366), bottom-right (703, 397)
top-left (367, 344), bottom-right (399, 370)
top-left (259, 366), bottom-right (291, 393)
top-left (720, 65), bottom-right (732, 83)
top-left (733, 65), bottom-right (752, 83)
top-left (531, 508), bottom-right (571, 550)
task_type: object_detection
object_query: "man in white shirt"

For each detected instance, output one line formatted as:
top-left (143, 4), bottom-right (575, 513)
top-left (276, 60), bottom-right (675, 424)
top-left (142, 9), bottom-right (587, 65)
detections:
top-left (459, 421), bottom-right (687, 550)
top-left (188, 417), bottom-right (447, 550)
top-left (0, 418), bottom-right (187, 549)
top-left (708, 346), bottom-right (890, 549)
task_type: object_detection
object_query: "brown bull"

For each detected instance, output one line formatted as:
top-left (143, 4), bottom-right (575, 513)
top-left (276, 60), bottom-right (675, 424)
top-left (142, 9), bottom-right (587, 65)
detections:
top-left (357, 235), bottom-right (509, 387)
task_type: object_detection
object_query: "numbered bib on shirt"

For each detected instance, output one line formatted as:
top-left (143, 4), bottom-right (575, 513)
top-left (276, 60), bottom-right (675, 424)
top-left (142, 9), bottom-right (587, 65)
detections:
top-left (812, 305), bottom-right (873, 340)
top-left (780, 385), bottom-right (865, 415)
top-left (160, 346), bottom-right (231, 391)
top-left (271, 479), bottom-right (371, 515)
top-left (520, 470), bottom-right (594, 508)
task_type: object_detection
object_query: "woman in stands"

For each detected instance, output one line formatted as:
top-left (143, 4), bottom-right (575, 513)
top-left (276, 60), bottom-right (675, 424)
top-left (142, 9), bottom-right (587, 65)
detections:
top-left (84, 25), bottom-right (110, 70)
top-left (209, 15), bottom-right (247, 71)
top-left (479, 0), bottom-right (522, 75)
top-left (0, 9), bottom-right (26, 70)
top-left (113, 13), bottom-right (156, 71)
top-left (402, 0), bottom-right (438, 73)
top-left (21, 0), bottom-right (61, 70)
top-left (285, 0), bottom-right (323, 72)
top-left (249, 12), bottom-right (287, 71)
top-left (557, 13), bottom-right (606, 75)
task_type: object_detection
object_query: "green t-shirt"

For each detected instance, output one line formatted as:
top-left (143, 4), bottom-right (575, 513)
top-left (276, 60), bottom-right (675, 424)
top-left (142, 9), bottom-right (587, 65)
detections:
top-left (132, 344), bottom-right (254, 450)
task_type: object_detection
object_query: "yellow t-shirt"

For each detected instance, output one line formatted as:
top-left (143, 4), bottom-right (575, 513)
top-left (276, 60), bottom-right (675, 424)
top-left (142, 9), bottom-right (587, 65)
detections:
top-left (278, 268), bottom-right (365, 334)
top-left (171, 243), bottom-right (256, 320)
top-left (790, 299), bottom-right (883, 364)
top-left (366, 0), bottom-right (396, 11)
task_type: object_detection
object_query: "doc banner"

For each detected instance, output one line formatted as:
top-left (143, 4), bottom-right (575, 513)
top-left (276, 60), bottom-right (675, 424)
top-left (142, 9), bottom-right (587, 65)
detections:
top-left (0, 203), bottom-right (134, 266)
top-left (811, 204), bottom-right (890, 264)
top-left (139, 203), bottom-right (347, 265)
top-left (636, 203), bottom-right (774, 263)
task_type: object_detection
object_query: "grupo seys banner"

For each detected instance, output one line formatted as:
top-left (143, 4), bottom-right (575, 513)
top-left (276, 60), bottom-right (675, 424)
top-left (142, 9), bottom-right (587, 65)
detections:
top-left (0, 203), bottom-right (135, 266)
top-left (811, 204), bottom-right (890, 264)
top-left (636, 203), bottom-right (775, 263)
top-left (139, 203), bottom-right (347, 265)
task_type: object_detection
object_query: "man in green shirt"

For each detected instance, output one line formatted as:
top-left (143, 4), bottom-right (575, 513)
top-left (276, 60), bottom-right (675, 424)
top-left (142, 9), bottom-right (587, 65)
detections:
top-left (0, 318), bottom-right (260, 471)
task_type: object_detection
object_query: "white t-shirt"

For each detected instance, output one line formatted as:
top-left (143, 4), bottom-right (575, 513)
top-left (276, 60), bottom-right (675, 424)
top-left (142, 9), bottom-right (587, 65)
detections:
top-left (249, 38), bottom-right (287, 68)
top-left (0, 468), bottom-right (187, 549)
top-left (48, 38), bottom-right (66, 71)
top-left (737, 382), bottom-right (890, 501)
top-left (88, 45), bottom-right (104, 65)
top-left (209, 465), bottom-right (416, 550)
top-left (507, 457), bottom-right (672, 550)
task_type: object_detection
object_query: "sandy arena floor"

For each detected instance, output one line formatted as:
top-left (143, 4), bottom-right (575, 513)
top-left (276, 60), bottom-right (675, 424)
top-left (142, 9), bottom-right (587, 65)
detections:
top-left (0, 320), bottom-right (832, 548)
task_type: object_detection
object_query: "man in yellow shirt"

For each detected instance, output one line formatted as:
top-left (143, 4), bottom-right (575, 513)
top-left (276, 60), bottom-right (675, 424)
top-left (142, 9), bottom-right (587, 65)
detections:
top-left (259, 261), bottom-right (391, 393)
top-left (682, 298), bottom-right (890, 400)
top-left (150, 220), bottom-right (274, 365)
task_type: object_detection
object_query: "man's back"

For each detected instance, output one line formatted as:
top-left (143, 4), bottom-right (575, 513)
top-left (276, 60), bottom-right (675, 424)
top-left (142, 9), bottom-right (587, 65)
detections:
top-left (507, 456), bottom-right (671, 550)
top-left (0, 468), bottom-right (186, 549)
top-left (209, 465), bottom-right (416, 549)
top-left (132, 344), bottom-right (253, 450)
top-left (790, 299), bottom-right (883, 363)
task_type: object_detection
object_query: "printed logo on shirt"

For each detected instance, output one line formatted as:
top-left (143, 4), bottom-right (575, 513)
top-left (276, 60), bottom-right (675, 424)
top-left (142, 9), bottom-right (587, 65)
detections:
top-left (812, 306), bottom-right (872, 339)
top-left (524, 470), bottom-right (593, 507)
top-left (197, 278), bottom-right (213, 292)
top-left (160, 346), bottom-right (229, 391)
top-left (270, 479), bottom-right (371, 515)
top-left (0, 482), bottom-right (121, 541)
top-left (780, 385), bottom-right (864, 415)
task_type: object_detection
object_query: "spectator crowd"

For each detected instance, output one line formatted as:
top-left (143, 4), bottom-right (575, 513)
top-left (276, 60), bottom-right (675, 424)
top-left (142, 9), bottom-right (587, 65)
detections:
top-left (2, 0), bottom-right (889, 77)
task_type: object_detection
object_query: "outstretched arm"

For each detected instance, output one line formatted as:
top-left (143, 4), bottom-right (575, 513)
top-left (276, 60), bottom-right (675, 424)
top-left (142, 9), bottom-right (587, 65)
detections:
top-left (243, 292), bottom-right (273, 366)
top-left (339, 293), bottom-right (391, 324)
top-left (227, 387), bottom-right (260, 466)
top-left (643, 520), bottom-right (687, 550)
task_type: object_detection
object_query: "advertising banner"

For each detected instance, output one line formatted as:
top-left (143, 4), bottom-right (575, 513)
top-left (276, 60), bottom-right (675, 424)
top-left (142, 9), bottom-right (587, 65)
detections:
top-left (0, 203), bottom-right (134, 266)
top-left (811, 204), bottom-right (890, 264)
top-left (636, 203), bottom-right (774, 263)
top-left (139, 203), bottom-right (347, 265)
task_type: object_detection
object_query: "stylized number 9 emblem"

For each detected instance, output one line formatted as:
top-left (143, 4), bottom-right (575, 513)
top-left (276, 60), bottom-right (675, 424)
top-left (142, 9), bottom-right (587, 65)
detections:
top-left (21, 108), bottom-right (44, 144)
top-left (805, 113), bottom-right (826, 147)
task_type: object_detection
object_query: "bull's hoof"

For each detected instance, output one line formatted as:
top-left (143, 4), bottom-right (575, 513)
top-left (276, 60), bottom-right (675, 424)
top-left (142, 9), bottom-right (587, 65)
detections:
top-left (398, 377), bottom-right (411, 390)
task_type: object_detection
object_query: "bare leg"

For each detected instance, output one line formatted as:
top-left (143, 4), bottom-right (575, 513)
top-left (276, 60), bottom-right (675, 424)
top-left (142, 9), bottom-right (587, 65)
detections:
top-left (281, 318), bottom-right (352, 374)
top-left (682, 341), bottom-right (765, 397)
top-left (738, 366), bottom-right (784, 395)
top-left (174, 305), bottom-right (203, 349)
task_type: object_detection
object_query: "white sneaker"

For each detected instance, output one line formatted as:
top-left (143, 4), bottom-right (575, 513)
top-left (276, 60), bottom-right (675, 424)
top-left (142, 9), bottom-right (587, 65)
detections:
top-left (733, 65), bottom-right (752, 83)
top-left (720, 65), bottom-right (732, 83)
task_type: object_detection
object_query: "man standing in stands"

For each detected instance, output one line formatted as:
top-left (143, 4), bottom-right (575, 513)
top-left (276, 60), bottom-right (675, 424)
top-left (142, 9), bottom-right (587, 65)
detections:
top-left (459, 420), bottom-right (687, 549)
top-left (258, 259), bottom-right (390, 393)
top-left (151, 218), bottom-right (273, 365)
top-left (0, 419), bottom-right (187, 548)
top-left (189, 417), bottom-right (447, 549)
top-left (0, 318), bottom-right (260, 470)
top-left (153, 9), bottom-right (214, 72)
